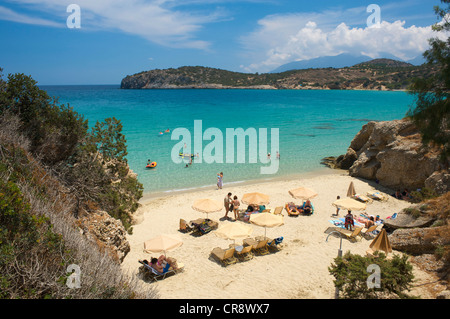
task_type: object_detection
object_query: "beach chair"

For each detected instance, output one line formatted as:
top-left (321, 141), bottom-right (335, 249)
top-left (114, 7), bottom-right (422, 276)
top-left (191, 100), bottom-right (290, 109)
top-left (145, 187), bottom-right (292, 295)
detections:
top-left (243, 237), bottom-right (258, 249)
top-left (210, 247), bottom-right (238, 266)
top-left (251, 237), bottom-right (270, 255)
top-left (352, 194), bottom-right (373, 203)
top-left (267, 236), bottom-right (284, 252)
top-left (138, 260), bottom-right (178, 282)
top-left (361, 224), bottom-right (378, 239)
top-left (367, 191), bottom-right (387, 201)
top-left (273, 206), bottom-right (283, 216)
top-left (191, 221), bottom-right (212, 236)
top-left (285, 203), bottom-right (300, 217)
top-left (337, 227), bottom-right (363, 242)
top-left (179, 219), bottom-right (193, 233)
top-left (234, 245), bottom-right (254, 261)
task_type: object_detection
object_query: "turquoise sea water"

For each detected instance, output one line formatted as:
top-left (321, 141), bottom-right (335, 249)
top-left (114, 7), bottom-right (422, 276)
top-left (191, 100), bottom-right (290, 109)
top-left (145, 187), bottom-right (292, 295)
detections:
top-left (41, 86), bottom-right (415, 195)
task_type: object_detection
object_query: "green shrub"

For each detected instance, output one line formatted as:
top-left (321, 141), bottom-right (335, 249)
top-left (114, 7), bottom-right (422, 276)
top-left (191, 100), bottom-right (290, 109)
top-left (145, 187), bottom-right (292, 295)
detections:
top-left (328, 251), bottom-right (416, 299)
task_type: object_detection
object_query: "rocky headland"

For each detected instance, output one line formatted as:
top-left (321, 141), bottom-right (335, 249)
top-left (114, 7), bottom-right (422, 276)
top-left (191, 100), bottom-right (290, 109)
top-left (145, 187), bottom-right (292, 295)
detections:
top-left (323, 119), bottom-right (450, 297)
top-left (120, 60), bottom-right (437, 91)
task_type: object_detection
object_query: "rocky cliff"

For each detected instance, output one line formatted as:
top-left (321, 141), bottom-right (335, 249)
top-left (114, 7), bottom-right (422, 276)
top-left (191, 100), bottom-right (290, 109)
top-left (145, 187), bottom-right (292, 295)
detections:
top-left (324, 119), bottom-right (449, 194)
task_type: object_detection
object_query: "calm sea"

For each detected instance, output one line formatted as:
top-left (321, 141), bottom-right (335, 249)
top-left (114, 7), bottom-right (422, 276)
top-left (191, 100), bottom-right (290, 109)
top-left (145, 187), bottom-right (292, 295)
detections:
top-left (41, 85), bottom-right (415, 195)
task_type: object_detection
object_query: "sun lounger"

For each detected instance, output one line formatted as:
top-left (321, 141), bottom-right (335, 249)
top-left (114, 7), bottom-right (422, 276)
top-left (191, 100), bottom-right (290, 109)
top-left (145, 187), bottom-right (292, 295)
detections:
top-left (246, 237), bottom-right (269, 255)
top-left (191, 221), bottom-right (213, 236)
top-left (285, 203), bottom-right (300, 216)
top-left (352, 194), bottom-right (373, 203)
top-left (138, 260), bottom-right (183, 282)
top-left (179, 219), bottom-right (193, 233)
top-left (366, 191), bottom-right (388, 201)
top-left (361, 224), bottom-right (378, 239)
top-left (337, 227), bottom-right (363, 242)
top-left (273, 206), bottom-right (283, 216)
top-left (210, 247), bottom-right (238, 266)
top-left (267, 236), bottom-right (284, 252)
top-left (231, 244), bottom-right (254, 261)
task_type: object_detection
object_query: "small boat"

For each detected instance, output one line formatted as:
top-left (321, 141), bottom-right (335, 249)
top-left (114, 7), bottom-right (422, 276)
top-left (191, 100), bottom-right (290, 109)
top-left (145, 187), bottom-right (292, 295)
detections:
top-left (146, 162), bottom-right (157, 168)
top-left (158, 132), bottom-right (164, 136)
top-left (179, 153), bottom-right (195, 158)
top-left (165, 129), bottom-right (170, 133)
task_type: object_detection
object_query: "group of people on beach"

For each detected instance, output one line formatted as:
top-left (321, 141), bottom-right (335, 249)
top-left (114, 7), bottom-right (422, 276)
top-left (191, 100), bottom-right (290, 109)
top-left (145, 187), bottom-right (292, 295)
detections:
top-left (223, 192), bottom-right (240, 221)
top-left (333, 195), bottom-right (382, 231)
top-left (392, 188), bottom-right (411, 201)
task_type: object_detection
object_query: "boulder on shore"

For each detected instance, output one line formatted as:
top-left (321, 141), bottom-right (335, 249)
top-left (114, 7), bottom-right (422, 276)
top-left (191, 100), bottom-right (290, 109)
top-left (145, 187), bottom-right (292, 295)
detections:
top-left (323, 119), bottom-right (448, 194)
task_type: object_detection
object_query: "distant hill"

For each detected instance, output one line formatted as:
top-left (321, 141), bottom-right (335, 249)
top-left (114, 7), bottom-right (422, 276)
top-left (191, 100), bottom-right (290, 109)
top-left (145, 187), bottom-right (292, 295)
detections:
top-left (270, 53), bottom-right (373, 73)
top-left (270, 53), bottom-right (425, 73)
top-left (354, 58), bottom-right (414, 68)
top-left (120, 58), bottom-right (437, 91)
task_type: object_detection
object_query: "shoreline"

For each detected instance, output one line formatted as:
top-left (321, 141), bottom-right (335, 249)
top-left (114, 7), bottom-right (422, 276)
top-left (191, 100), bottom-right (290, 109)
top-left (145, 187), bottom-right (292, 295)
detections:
top-left (138, 166), bottom-right (340, 204)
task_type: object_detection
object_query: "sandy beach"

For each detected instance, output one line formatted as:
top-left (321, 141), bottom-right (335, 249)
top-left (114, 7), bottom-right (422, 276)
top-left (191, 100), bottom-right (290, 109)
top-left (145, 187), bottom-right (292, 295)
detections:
top-left (121, 169), bottom-right (435, 299)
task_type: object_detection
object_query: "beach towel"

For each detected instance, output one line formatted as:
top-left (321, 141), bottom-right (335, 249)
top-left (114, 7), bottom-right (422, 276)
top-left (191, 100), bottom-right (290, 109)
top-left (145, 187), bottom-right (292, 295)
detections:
top-left (329, 219), bottom-right (345, 229)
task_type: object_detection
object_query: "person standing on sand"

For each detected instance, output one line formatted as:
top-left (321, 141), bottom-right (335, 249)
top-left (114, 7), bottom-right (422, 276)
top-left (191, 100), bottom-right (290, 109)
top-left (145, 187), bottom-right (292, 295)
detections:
top-left (217, 172), bottom-right (223, 189)
top-left (344, 211), bottom-right (354, 231)
top-left (223, 192), bottom-right (233, 219)
top-left (335, 195), bottom-right (341, 216)
top-left (232, 195), bottom-right (240, 220)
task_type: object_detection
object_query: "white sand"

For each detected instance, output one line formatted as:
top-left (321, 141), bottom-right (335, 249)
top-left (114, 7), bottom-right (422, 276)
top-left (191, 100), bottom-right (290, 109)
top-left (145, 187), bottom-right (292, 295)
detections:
top-left (121, 169), bottom-right (433, 299)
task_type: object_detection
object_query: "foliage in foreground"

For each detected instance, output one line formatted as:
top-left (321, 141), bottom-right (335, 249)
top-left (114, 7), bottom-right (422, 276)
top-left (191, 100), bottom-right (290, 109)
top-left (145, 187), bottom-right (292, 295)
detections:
top-left (0, 70), bottom-right (150, 298)
top-left (408, 0), bottom-right (450, 161)
top-left (328, 251), bottom-right (416, 299)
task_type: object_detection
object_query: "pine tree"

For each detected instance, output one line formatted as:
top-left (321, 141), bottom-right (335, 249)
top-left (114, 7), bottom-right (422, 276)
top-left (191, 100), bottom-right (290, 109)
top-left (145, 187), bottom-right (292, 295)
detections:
top-left (408, 0), bottom-right (450, 162)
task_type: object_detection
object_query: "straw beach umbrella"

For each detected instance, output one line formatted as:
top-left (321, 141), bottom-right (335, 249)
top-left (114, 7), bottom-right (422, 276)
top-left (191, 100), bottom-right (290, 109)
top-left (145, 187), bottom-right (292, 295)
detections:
top-left (192, 198), bottom-right (222, 219)
top-left (241, 192), bottom-right (270, 205)
top-left (369, 229), bottom-right (392, 255)
top-left (347, 181), bottom-right (356, 197)
top-left (215, 223), bottom-right (253, 244)
top-left (332, 197), bottom-right (366, 211)
top-left (144, 234), bottom-right (183, 256)
top-left (288, 187), bottom-right (318, 200)
top-left (249, 213), bottom-right (283, 238)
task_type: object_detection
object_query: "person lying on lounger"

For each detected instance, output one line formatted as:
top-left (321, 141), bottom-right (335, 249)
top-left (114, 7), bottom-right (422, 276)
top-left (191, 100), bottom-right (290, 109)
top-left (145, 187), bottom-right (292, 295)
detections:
top-left (287, 202), bottom-right (301, 214)
top-left (364, 216), bottom-right (375, 229)
top-left (149, 256), bottom-right (179, 273)
top-left (303, 200), bottom-right (313, 215)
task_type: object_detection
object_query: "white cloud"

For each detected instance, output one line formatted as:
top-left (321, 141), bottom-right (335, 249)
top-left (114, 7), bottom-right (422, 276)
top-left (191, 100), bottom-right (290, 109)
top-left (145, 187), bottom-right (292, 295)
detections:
top-left (1, 0), bottom-right (225, 49)
top-left (0, 5), bottom-right (61, 27)
top-left (240, 9), bottom-right (446, 73)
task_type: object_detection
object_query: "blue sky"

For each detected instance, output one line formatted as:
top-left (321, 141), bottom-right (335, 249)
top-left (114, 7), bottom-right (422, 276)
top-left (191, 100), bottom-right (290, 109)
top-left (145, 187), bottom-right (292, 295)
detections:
top-left (0, 0), bottom-right (444, 84)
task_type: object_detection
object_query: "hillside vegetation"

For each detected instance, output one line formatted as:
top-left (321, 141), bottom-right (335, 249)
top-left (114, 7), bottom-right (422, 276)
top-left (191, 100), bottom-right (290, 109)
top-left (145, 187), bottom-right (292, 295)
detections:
top-left (0, 69), bottom-right (154, 298)
top-left (121, 59), bottom-right (437, 91)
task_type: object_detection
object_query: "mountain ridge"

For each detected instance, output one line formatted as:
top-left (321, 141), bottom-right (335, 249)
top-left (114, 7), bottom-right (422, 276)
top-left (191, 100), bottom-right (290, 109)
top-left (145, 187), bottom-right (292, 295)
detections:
top-left (269, 53), bottom-right (424, 73)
